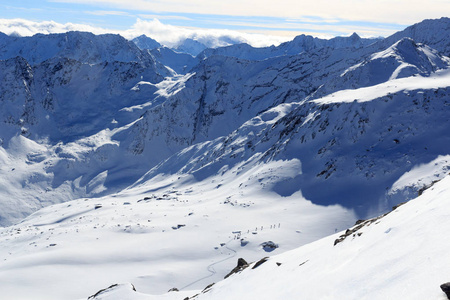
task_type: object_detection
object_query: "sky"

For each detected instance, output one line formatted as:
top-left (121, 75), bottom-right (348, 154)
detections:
top-left (0, 0), bottom-right (448, 47)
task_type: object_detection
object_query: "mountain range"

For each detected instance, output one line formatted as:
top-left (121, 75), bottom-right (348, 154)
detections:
top-left (0, 17), bottom-right (450, 300)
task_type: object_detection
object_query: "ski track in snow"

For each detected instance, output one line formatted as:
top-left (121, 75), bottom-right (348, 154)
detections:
top-left (180, 238), bottom-right (237, 291)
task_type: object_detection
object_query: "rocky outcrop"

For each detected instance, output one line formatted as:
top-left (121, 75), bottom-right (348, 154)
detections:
top-left (224, 258), bottom-right (249, 279)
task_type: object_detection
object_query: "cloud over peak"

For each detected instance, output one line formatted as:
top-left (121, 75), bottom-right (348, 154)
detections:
top-left (0, 18), bottom-right (289, 48)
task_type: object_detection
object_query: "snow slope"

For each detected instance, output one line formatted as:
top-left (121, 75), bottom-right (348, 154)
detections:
top-left (0, 157), bottom-right (355, 299)
top-left (186, 174), bottom-right (450, 300)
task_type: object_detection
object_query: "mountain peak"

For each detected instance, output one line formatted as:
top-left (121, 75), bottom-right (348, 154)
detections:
top-left (349, 32), bottom-right (360, 40)
top-left (132, 34), bottom-right (161, 50)
top-left (176, 38), bottom-right (207, 56)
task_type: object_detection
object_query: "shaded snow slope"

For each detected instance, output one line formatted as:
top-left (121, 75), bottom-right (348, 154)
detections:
top-left (149, 47), bottom-right (199, 74)
top-left (139, 67), bottom-right (450, 218)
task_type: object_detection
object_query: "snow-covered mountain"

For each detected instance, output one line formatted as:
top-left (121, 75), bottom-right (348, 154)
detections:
top-left (198, 32), bottom-right (380, 61)
top-left (0, 31), bottom-right (151, 65)
top-left (1, 17), bottom-right (450, 300)
top-left (131, 34), bottom-right (161, 51)
top-left (176, 38), bottom-right (208, 56)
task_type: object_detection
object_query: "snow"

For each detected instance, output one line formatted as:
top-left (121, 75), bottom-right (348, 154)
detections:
top-left (313, 68), bottom-right (450, 105)
top-left (0, 158), bottom-right (355, 300)
top-left (188, 175), bottom-right (450, 300)
top-left (390, 155), bottom-right (450, 193)
top-left (1, 17), bottom-right (450, 300)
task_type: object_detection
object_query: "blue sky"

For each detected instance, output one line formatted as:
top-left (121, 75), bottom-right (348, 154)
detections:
top-left (0, 0), bottom-right (448, 46)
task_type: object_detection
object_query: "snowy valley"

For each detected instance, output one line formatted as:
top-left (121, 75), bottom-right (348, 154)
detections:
top-left (0, 17), bottom-right (450, 300)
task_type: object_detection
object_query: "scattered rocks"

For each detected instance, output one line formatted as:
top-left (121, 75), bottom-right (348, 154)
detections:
top-left (224, 258), bottom-right (249, 279)
top-left (334, 201), bottom-right (410, 246)
top-left (441, 282), bottom-right (450, 299)
top-left (172, 224), bottom-right (186, 230)
top-left (261, 241), bottom-right (278, 252)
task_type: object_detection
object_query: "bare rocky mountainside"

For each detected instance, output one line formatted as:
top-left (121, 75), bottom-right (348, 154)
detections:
top-left (1, 17), bottom-right (450, 300)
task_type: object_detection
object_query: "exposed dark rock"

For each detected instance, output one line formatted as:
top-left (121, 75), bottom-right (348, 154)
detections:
top-left (224, 258), bottom-right (249, 279)
top-left (202, 282), bottom-right (215, 293)
top-left (441, 282), bottom-right (450, 299)
top-left (260, 241), bottom-right (278, 252)
top-left (418, 179), bottom-right (442, 196)
top-left (299, 260), bottom-right (309, 267)
top-left (276, 262), bottom-right (282, 266)
top-left (172, 224), bottom-right (186, 230)
top-left (392, 202), bottom-right (407, 210)
top-left (252, 257), bottom-right (269, 269)
top-left (88, 283), bottom-right (136, 299)
top-left (168, 287), bottom-right (179, 292)
top-left (94, 204), bottom-right (102, 209)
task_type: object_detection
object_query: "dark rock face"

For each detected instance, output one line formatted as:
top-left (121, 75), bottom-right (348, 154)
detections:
top-left (441, 282), bottom-right (450, 299)
top-left (252, 257), bottom-right (269, 269)
top-left (224, 258), bottom-right (249, 279)
top-left (87, 283), bottom-right (136, 299)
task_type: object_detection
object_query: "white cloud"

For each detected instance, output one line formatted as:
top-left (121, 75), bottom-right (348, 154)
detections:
top-left (49, 0), bottom-right (450, 26)
top-left (0, 18), bottom-right (290, 47)
top-left (0, 18), bottom-right (112, 36)
top-left (85, 10), bottom-right (132, 16)
top-left (126, 19), bottom-right (289, 47)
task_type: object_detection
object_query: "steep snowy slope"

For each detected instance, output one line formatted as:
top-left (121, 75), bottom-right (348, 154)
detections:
top-left (185, 174), bottom-right (450, 300)
top-left (385, 17), bottom-right (450, 56)
top-left (312, 37), bottom-right (449, 97)
top-left (137, 64), bottom-right (450, 217)
top-left (0, 32), bottom-right (174, 226)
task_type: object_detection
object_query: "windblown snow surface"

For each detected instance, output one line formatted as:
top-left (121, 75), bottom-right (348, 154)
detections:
top-left (1, 17), bottom-right (450, 300)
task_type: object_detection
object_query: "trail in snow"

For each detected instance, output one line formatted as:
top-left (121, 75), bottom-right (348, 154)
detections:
top-left (180, 239), bottom-right (237, 290)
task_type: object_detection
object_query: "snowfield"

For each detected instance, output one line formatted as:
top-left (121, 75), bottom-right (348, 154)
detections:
top-left (0, 159), bottom-right (355, 299)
